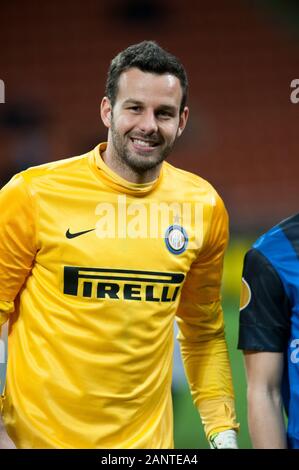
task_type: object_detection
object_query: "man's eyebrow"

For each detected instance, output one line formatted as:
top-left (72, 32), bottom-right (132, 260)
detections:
top-left (122, 100), bottom-right (178, 112)
top-left (123, 99), bottom-right (143, 106)
top-left (157, 104), bottom-right (177, 113)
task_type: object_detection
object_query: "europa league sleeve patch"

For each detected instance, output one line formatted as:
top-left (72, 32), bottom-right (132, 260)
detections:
top-left (239, 277), bottom-right (251, 311)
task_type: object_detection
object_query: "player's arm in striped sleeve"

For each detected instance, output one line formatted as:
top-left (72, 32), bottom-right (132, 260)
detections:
top-left (238, 249), bottom-right (290, 448)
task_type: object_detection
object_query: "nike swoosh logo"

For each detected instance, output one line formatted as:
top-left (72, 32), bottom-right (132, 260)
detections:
top-left (66, 228), bottom-right (95, 239)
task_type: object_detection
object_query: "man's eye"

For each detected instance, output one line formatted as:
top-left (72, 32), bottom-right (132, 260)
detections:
top-left (129, 106), bottom-right (141, 112)
top-left (158, 111), bottom-right (172, 118)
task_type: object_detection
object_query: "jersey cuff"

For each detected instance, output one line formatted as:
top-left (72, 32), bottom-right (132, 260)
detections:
top-left (198, 397), bottom-right (239, 440)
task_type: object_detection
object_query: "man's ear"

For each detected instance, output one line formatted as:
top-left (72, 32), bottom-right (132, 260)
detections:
top-left (177, 106), bottom-right (189, 137)
top-left (101, 97), bottom-right (112, 128)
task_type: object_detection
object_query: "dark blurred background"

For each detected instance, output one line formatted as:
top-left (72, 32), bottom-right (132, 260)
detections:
top-left (0, 0), bottom-right (298, 449)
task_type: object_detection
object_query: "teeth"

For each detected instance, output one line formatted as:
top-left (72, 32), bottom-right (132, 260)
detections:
top-left (133, 139), bottom-right (155, 147)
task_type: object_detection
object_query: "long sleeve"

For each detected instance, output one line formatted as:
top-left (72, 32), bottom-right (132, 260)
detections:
top-left (0, 174), bottom-right (37, 303)
top-left (176, 192), bottom-right (239, 439)
top-left (0, 173), bottom-right (37, 332)
top-left (0, 174), bottom-right (37, 412)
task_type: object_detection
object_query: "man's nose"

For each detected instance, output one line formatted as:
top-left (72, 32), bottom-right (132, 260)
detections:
top-left (138, 110), bottom-right (158, 134)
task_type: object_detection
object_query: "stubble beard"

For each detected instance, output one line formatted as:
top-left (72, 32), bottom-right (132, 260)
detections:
top-left (110, 120), bottom-right (176, 174)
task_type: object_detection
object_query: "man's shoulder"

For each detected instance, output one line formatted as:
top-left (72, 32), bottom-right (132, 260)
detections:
top-left (253, 214), bottom-right (299, 251)
top-left (249, 213), bottom-right (299, 275)
top-left (163, 161), bottom-right (219, 198)
top-left (19, 150), bottom-right (91, 186)
top-left (278, 213), bottom-right (299, 240)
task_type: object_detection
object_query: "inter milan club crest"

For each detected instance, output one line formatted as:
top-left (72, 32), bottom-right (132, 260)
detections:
top-left (165, 225), bottom-right (188, 255)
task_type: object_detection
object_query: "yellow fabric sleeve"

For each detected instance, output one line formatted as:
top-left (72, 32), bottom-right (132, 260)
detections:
top-left (199, 397), bottom-right (239, 439)
top-left (0, 174), bottom-right (37, 302)
top-left (176, 193), bottom-right (239, 438)
top-left (177, 301), bottom-right (239, 438)
top-left (0, 300), bottom-right (14, 327)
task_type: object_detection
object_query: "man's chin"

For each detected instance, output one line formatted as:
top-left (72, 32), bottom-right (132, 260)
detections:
top-left (125, 154), bottom-right (165, 172)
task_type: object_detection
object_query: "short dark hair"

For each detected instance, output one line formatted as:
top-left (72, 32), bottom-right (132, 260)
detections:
top-left (105, 41), bottom-right (188, 114)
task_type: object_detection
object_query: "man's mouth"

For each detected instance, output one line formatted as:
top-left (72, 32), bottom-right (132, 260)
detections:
top-left (130, 137), bottom-right (160, 151)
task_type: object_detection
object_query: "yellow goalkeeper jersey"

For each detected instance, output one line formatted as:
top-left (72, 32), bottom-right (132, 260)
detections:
top-left (0, 143), bottom-right (238, 448)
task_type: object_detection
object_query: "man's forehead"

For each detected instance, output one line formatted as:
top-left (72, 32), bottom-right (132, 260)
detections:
top-left (116, 68), bottom-right (182, 103)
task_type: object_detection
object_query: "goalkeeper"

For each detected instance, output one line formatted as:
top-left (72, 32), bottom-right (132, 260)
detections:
top-left (0, 41), bottom-right (238, 449)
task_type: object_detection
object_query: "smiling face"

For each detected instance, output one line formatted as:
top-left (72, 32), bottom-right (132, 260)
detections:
top-left (101, 68), bottom-right (189, 181)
